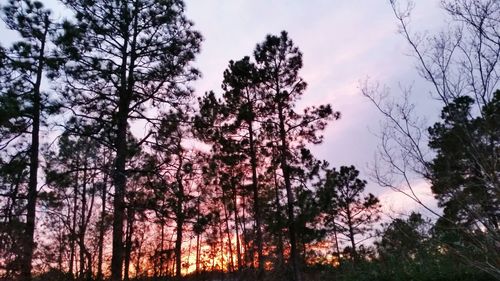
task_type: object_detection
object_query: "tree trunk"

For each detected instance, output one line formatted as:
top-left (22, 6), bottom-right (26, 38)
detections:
top-left (69, 157), bottom-right (79, 277)
top-left (232, 186), bottom-right (242, 271)
top-left (135, 232), bottom-right (143, 278)
top-left (240, 194), bottom-right (251, 268)
top-left (222, 198), bottom-right (234, 272)
top-left (111, 2), bottom-right (135, 280)
top-left (273, 170), bottom-right (285, 268)
top-left (277, 101), bottom-right (301, 281)
top-left (248, 120), bottom-right (264, 279)
top-left (159, 223), bottom-right (164, 277)
top-left (332, 219), bottom-right (341, 267)
top-left (21, 23), bottom-right (47, 281)
top-left (195, 233), bottom-right (200, 274)
top-left (97, 172), bottom-right (107, 281)
top-left (345, 208), bottom-right (357, 261)
top-left (57, 223), bottom-right (64, 271)
top-left (218, 223), bottom-right (225, 272)
top-left (79, 161), bottom-right (88, 279)
top-left (175, 213), bottom-right (184, 279)
top-left (111, 114), bottom-right (128, 281)
top-left (84, 173), bottom-right (96, 280)
top-left (124, 206), bottom-right (134, 281)
top-left (186, 234), bottom-right (192, 276)
top-left (175, 151), bottom-right (185, 279)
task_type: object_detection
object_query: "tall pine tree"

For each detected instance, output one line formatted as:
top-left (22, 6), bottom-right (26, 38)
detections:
top-left (58, 1), bottom-right (201, 280)
top-left (254, 31), bottom-right (338, 281)
top-left (0, 1), bottom-right (61, 279)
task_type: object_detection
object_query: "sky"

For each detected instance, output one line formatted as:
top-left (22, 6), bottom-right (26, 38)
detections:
top-left (182, 0), bottom-right (444, 218)
top-left (1, 0), bottom-right (446, 218)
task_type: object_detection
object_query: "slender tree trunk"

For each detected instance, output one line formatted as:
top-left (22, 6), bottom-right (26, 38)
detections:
top-left (69, 158), bottom-right (79, 277)
top-left (248, 121), bottom-right (264, 279)
top-left (135, 232), bottom-right (143, 278)
top-left (97, 172), bottom-right (107, 281)
top-left (111, 67), bottom-right (129, 281)
top-left (277, 101), bottom-right (301, 281)
top-left (85, 250), bottom-right (92, 281)
top-left (218, 223), bottom-right (225, 273)
top-left (345, 208), bottom-right (357, 261)
top-left (232, 186), bottom-right (242, 271)
top-left (159, 222), bottom-right (164, 277)
top-left (175, 152), bottom-right (185, 279)
top-left (240, 194), bottom-right (250, 268)
top-left (169, 229), bottom-right (176, 276)
top-left (175, 213), bottom-right (184, 279)
top-left (111, 3), bottom-right (134, 280)
top-left (273, 170), bottom-right (285, 268)
top-left (79, 215), bottom-right (85, 278)
top-left (21, 24), bottom-right (47, 281)
top-left (84, 174), bottom-right (96, 280)
top-left (58, 223), bottom-right (64, 272)
top-left (186, 234), bottom-right (192, 275)
top-left (332, 219), bottom-right (341, 267)
top-left (222, 198), bottom-right (234, 272)
top-left (194, 196), bottom-right (201, 275)
top-left (195, 233), bottom-right (200, 274)
top-left (79, 161), bottom-right (88, 279)
top-left (124, 206), bottom-right (134, 281)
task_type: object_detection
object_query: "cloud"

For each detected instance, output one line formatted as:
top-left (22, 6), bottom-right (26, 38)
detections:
top-left (378, 179), bottom-right (440, 218)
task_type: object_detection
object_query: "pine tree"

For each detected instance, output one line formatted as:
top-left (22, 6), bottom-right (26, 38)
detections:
top-left (428, 90), bottom-right (500, 270)
top-left (57, 1), bottom-right (201, 279)
top-left (318, 166), bottom-right (381, 262)
top-left (429, 92), bottom-right (500, 230)
top-left (150, 111), bottom-right (200, 279)
top-left (376, 212), bottom-right (431, 261)
top-left (220, 57), bottom-right (266, 277)
top-left (255, 31), bottom-right (338, 281)
top-left (44, 131), bottom-right (107, 279)
top-left (0, 1), bottom-right (61, 279)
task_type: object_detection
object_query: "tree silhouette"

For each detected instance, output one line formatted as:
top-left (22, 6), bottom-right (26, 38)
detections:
top-left (376, 212), bottom-right (431, 261)
top-left (255, 31), bottom-right (338, 281)
top-left (220, 57), bottom-right (266, 278)
top-left (429, 91), bottom-right (500, 270)
top-left (318, 166), bottom-right (381, 261)
top-left (0, 1), bottom-right (61, 279)
top-left (44, 131), bottom-right (108, 280)
top-left (57, 1), bottom-right (201, 279)
top-left (364, 0), bottom-right (500, 277)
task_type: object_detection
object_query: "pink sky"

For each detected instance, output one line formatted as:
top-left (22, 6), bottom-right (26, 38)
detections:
top-left (1, 0), bottom-right (445, 219)
top-left (183, 0), bottom-right (444, 218)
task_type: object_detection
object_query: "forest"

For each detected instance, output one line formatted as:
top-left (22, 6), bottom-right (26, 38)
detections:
top-left (0, 0), bottom-right (498, 281)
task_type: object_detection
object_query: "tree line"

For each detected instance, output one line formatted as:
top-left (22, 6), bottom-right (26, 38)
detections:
top-left (0, 0), bottom-right (498, 281)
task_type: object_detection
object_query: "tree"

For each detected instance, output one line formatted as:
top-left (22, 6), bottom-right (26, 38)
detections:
top-left (57, 1), bottom-right (202, 280)
top-left (428, 92), bottom-right (500, 273)
top-left (363, 0), bottom-right (500, 277)
top-left (220, 57), bottom-right (266, 278)
top-left (318, 166), bottom-right (381, 262)
top-left (149, 111), bottom-right (200, 279)
top-left (376, 212), bottom-right (431, 261)
top-left (294, 186), bottom-right (325, 263)
top-left (0, 1), bottom-right (61, 279)
top-left (254, 31), bottom-right (339, 281)
top-left (44, 131), bottom-right (108, 279)
top-left (195, 58), bottom-right (268, 276)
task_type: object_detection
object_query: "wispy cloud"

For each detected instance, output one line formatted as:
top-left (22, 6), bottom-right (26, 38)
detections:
top-left (378, 179), bottom-right (440, 218)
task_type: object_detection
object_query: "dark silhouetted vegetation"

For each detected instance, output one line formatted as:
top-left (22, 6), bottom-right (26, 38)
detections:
top-left (0, 0), bottom-right (498, 281)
